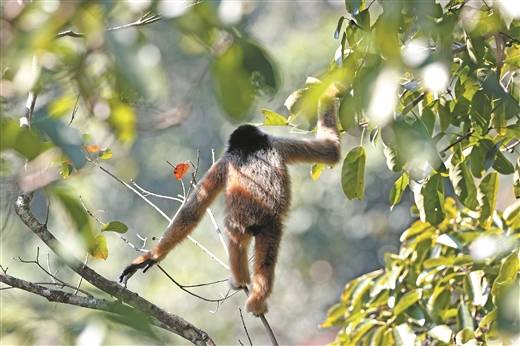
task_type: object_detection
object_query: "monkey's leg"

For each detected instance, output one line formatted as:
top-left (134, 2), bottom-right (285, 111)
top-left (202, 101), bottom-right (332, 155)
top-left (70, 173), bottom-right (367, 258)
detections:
top-left (246, 226), bottom-right (281, 315)
top-left (227, 230), bottom-right (252, 290)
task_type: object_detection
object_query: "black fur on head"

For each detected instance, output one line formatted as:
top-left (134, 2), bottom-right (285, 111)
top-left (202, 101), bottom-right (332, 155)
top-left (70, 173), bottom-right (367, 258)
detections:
top-left (227, 124), bottom-right (270, 154)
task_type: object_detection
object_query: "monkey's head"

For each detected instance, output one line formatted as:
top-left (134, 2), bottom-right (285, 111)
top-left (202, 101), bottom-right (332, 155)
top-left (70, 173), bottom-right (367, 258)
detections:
top-left (227, 124), bottom-right (270, 154)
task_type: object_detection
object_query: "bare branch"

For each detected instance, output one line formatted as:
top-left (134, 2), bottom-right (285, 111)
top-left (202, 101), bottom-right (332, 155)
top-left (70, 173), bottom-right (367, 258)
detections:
top-left (14, 193), bottom-right (215, 346)
top-left (157, 265), bottom-right (239, 304)
top-left (0, 273), bottom-right (180, 334)
top-left (239, 308), bottom-right (253, 346)
top-left (56, 12), bottom-right (163, 39)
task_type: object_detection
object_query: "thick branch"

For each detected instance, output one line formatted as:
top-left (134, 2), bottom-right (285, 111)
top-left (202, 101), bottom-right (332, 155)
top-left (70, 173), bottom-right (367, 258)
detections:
top-left (0, 273), bottom-right (178, 334)
top-left (14, 193), bottom-right (215, 346)
top-left (1, 273), bottom-right (119, 312)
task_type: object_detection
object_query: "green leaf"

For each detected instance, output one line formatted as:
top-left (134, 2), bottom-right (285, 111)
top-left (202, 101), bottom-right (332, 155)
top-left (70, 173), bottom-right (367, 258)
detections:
top-left (493, 151), bottom-right (515, 175)
top-left (334, 16), bottom-right (346, 39)
top-left (389, 173), bottom-right (409, 209)
top-left (261, 109), bottom-right (288, 126)
top-left (90, 234), bottom-right (109, 260)
top-left (503, 200), bottom-right (520, 228)
top-left (52, 188), bottom-right (95, 250)
top-left (394, 289), bottom-right (421, 316)
top-left (341, 146), bottom-right (366, 200)
top-left (99, 148), bottom-right (113, 160)
top-left (492, 252), bottom-right (519, 298)
top-left (457, 301), bottom-right (474, 331)
top-left (0, 118), bottom-right (51, 160)
top-left (436, 103), bottom-right (451, 132)
top-left (469, 143), bottom-right (485, 178)
top-left (514, 158), bottom-right (520, 199)
top-left (311, 163), bottom-right (326, 181)
top-left (339, 91), bottom-right (359, 131)
top-left (478, 172), bottom-right (499, 225)
top-left (449, 160), bottom-right (478, 210)
top-left (102, 221), bottom-right (128, 234)
top-left (240, 39), bottom-right (280, 94)
top-left (321, 302), bottom-right (346, 327)
top-left (470, 90), bottom-right (491, 133)
top-left (48, 94), bottom-right (77, 118)
top-left (421, 107), bottom-right (435, 136)
top-left (418, 174), bottom-right (445, 226)
top-left (382, 144), bottom-right (403, 172)
top-left (212, 43), bottom-right (254, 120)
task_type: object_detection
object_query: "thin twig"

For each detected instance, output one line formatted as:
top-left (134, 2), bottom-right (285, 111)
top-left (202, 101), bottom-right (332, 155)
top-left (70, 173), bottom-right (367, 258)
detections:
top-left (16, 247), bottom-right (92, 297)
top-left (56, 12), bottom-right (163, 39)
top-left (131, 182), bottom-right (184, 203)
top-left (239, 308), bottom-right (253, 346)
top-left (157, 265), bottom-right (239, 304)
top-left (68, 94), bottom-right (80, 126)
top-left (440, 130), bottom-right (473, 153)
top-left (74, 254), bottom-right (89, 295)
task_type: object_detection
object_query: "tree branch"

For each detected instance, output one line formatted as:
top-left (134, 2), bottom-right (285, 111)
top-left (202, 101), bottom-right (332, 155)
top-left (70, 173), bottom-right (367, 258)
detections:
top-left (14, 193), bottom-right (215, 346)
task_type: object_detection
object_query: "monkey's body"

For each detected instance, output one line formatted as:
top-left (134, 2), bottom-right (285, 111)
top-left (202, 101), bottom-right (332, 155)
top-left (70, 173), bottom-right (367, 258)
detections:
top-left (225, 138), bottom-right (290, 234)
top-left (120, 85), bottom-right (343, 315)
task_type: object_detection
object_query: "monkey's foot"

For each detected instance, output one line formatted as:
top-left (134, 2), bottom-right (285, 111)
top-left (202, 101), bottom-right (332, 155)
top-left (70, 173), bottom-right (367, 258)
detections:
top-left (245, 296), bottom-right (268, 316)
top-left (229, 276), bottom-right (250, 290)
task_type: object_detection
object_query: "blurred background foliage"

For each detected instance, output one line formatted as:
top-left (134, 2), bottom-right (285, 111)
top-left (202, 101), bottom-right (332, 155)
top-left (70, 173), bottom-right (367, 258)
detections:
top-left (0, 0), bottom-right (519, 345)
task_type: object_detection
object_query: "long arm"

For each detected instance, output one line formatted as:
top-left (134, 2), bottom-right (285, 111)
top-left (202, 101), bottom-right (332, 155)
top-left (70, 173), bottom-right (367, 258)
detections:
top-left (120, 159), bottom-right (227, 283)
top-left (274, 87), bottom-right (342, 165)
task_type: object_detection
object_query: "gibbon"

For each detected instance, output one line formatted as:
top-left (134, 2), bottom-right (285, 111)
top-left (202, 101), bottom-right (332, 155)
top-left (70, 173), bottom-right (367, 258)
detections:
top-left (120, 84), bottom-right (342, 315)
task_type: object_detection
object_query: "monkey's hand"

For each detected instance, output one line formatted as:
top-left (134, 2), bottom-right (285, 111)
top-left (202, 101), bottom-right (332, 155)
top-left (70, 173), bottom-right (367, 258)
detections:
top-left (119, 252), bottom-right (157, 286)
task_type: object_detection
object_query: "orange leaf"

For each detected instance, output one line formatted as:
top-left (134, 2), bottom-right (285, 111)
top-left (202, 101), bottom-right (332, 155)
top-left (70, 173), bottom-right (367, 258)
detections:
top-left (85, 144), bottom-right (102, 153)
top-left (173, 162), bottom-right (190, 180)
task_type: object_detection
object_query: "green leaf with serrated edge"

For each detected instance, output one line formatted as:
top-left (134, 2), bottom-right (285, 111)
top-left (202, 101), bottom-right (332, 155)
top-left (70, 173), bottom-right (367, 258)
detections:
top-left (478, 172), bottom-right (498, 225)
top-left (341, 146), bottom-right (366, 200)
top-left (449, 160), bottom-right (479, 210)
top-left (382, 144), bottom-right (403, 172)
top-left (311, 163), bottom-right (326, 181)
top-left (102, 221), bottom-right (128, 233)
top-left (90, 234), bottom-right (108, 260)
top-left (389, 173), bottom-right (409, 209)
top-left (261, 109), bottom-right (288, 126)
top-left (394, 289), bottom-right (421, 316)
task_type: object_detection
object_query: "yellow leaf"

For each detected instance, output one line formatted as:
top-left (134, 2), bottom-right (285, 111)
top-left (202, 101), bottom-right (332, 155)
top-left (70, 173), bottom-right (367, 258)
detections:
top-left (90, 235), bottom-right (108, 260)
